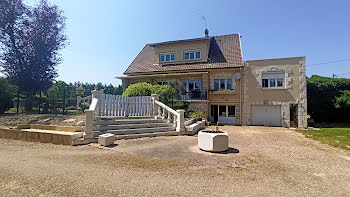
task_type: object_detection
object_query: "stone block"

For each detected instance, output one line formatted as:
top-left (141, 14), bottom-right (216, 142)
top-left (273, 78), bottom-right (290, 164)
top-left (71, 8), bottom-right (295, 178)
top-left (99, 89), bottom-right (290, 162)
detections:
top-left (98, 133), bottom-right (115, 146)
top-left (198, 131), bottom-right (228, 152)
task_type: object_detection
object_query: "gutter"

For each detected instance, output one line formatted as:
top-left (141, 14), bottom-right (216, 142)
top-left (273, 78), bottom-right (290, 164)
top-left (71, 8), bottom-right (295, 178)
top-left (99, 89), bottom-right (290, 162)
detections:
top-left (116, 71), bottom-right (209, 79)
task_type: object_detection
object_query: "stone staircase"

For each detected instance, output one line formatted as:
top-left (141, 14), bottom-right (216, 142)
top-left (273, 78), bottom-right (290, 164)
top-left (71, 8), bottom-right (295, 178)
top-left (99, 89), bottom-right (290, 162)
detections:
top-left (92, 116), bottom-right (177, 139)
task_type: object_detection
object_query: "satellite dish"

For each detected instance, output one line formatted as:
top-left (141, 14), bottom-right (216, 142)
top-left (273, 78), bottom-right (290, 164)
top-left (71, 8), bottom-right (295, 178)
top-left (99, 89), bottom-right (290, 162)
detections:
top-left (233, 72), bottom-right (241, 80)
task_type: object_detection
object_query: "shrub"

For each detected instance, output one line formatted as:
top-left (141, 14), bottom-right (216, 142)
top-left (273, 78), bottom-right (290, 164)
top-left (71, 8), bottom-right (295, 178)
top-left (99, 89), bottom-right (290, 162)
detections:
top-left (122, 82), bottom-right (176, 104)
top-left (190, 111), bottom-right (205, 119)
top-left (122, 82), bottom-right (153, 97)
top-left (66, 106), bottom-right (77, 110)
top-left (78, 103), bottom-right (89, 113)
top-left (171, 101), bottom-right (190, 118)
top-left (0, 78), bottom-right (16, 114)
top-left (6, 107), bottom-right (25, 113)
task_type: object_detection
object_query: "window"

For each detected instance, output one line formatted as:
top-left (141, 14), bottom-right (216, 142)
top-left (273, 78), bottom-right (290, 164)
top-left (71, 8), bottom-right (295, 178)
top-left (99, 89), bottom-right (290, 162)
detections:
top-left (214, 78), bottom-right (234, 90)
top-left (157, 80), bottom-right (174, 88)
top-left (262, 79), bottom-right (268, 87)
top-left (181, 79), bottom-right (202, 100)
top-left (277, 78), bottom-right (284, 87)
top-left (228, 106), bottom-right (235, 117)
top-left (219, 105), bottom-right (226, 117)
top-left (214, 79), bottom-right (219, 90)
top-left (226, 79), bottom-right (232, 90)
top-left (184, 50), bottom-right (200, 60)
top-left (160, 52), bottom-right (175, 62)
top-left (261, 72), bottom-right (285, 88)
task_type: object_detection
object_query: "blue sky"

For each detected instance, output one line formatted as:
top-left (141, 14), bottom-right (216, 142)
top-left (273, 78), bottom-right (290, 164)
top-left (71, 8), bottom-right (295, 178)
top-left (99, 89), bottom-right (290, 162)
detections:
top-left (38, 0), bottom-right (350, 85)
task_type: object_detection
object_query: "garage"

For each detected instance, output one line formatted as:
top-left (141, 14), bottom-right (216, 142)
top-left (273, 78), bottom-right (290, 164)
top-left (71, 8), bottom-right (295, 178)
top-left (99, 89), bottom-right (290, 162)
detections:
top-left (251, 105), bottom-right (281, 126)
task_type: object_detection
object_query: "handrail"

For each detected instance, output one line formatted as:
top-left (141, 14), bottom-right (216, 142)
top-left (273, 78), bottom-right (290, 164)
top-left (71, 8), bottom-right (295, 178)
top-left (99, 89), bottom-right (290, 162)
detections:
top-left (84, 90), bottom-right (101, 139)
top-left (89, 98), bottom-right (98, 111)
top-left (152, 95), bottom-right (185, 132)
top-left (154, 100), bottom-right (178, 115)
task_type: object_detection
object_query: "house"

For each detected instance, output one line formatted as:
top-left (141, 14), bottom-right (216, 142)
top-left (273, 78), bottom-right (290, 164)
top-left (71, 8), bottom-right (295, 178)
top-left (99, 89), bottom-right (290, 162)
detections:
top-left (118, 30), bottom-right (307, 128)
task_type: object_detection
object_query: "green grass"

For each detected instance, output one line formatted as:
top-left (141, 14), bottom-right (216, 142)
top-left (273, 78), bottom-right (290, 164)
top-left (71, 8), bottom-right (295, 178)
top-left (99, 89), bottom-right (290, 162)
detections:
top-left (297, 128), bottom-right (350, 150)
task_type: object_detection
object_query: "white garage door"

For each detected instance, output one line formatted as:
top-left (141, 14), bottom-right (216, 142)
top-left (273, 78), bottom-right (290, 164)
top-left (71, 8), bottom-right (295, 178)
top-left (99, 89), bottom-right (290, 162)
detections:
top-left (251, 105), bottom-right (281, 126)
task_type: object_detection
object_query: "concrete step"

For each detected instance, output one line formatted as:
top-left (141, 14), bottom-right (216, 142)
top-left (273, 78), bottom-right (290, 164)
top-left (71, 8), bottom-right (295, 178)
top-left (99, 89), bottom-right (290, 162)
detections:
top-left (94, 118), bottom-right (165, 126)
top-left (72, 137), bottom-right (97, 145)
top-left (96, 116), bottom-right (153, 120)
top-left (93, 127), bottom-right (174, 137)
top-left (113, 131), bottom-right (188, 140)
top-left (93, 123), bottom-right (173, 132)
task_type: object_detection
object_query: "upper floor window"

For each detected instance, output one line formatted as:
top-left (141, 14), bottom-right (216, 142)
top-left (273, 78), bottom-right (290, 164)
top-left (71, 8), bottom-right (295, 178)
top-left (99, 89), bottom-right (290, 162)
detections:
top-left (262, 72), bottom-right (285, 88)
top-left (184, 50), bottom-right (200, 60)
top-left (160, 52), bottom-right (175, 62)
top-left (214, 79), bottom-right (233, 90)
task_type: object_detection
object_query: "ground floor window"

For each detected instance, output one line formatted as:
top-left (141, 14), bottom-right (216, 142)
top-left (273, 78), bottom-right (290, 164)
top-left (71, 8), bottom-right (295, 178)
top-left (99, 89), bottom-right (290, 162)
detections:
top-left (157, 80), bottom-right (174, 88)
top-left (210, 105), bottom-right (236, 124)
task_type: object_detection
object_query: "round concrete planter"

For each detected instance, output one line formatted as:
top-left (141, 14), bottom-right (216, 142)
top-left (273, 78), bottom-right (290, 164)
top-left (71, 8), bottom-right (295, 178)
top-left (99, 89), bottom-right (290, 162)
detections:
top-left (198, 130), bottom-right (229, 152)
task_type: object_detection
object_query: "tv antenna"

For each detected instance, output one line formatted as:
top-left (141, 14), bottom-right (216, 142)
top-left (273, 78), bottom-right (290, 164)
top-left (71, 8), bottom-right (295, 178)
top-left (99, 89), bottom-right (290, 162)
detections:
top-left (201, 16), bottom-right (207, 29)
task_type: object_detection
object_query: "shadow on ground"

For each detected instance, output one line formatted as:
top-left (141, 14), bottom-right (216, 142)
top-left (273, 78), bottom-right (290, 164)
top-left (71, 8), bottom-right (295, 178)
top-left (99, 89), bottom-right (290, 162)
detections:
top-left (201, 147), bottom-right (240, 154)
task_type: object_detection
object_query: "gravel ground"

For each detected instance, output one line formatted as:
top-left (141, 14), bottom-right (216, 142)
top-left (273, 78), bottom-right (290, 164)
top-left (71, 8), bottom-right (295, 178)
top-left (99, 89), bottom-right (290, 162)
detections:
top-left (0, 126), bottom-right (350, 196)
top-left (0, 113), bottom-right (85, 128)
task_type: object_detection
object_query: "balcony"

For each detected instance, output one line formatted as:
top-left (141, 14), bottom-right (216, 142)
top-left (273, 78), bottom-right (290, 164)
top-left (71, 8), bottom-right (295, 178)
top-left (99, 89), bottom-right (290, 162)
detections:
top-left (174, 90), bottom-right (208, 101)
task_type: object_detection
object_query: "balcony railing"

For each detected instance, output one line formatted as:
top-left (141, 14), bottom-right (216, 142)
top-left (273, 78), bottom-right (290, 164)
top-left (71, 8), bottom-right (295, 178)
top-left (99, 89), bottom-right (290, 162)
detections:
top-left (174, 90), bottom-right (208, 100)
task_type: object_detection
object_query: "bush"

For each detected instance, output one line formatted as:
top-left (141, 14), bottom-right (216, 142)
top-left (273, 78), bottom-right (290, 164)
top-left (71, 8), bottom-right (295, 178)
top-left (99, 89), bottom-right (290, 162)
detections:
top-left (171, 101), bottom-right (190, 118)
top-left (78, 103), bottom-right (89, 113)
top-left (66, 106), bottom-right (77, 110)
top-left (190, 111), bottom-right (205, 119)
top-left (122, 82), bottom-right (153, 97)
top-left (0, 78), bottom-right (16, 114)
top-left (307, 75), bottom-right (350, 122)
top-left (122, 82), bottom-right (176, 104)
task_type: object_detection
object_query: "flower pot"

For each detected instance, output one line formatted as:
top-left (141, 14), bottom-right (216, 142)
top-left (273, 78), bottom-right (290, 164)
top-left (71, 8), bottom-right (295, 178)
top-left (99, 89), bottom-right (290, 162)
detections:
top-left (198, 130), bottom-right (228, 152)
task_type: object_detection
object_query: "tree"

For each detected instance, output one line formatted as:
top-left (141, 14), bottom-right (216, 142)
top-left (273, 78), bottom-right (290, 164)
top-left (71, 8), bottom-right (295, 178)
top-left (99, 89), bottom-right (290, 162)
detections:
top-left (47, 81), bottom-right (67, 113)
top-left (0, 78), bottom-right (16, 113)
top-left (114, 85), bottom-right (123, 95)
top-left (334, 90), bottom-right (350, 111)
top-left (0, 0), bottom-right (67, 111)
top-left (307, 75), bottom-right (350, 122)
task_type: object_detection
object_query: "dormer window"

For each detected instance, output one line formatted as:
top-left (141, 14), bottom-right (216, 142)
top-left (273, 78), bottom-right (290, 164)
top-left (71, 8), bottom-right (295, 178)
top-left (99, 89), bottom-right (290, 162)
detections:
top-left (184, 50), bottom-right (200, 60)
top-left (160, 52), bottom-right (175, 62)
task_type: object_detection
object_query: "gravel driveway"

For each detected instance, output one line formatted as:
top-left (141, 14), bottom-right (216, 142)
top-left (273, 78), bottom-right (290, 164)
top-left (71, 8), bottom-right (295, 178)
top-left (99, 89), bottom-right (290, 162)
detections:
top-left (0, 126), bottom-right (349, 196)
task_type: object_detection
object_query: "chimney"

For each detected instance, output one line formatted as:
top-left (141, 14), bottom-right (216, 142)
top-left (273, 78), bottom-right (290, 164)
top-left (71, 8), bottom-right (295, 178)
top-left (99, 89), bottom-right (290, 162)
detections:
top-left (205, 29), bottom-right (209, 38)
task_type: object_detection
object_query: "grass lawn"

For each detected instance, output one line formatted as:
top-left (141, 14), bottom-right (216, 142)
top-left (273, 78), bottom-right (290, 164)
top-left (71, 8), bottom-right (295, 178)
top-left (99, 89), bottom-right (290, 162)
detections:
top-left (298, 128), bottom-right (350, 150)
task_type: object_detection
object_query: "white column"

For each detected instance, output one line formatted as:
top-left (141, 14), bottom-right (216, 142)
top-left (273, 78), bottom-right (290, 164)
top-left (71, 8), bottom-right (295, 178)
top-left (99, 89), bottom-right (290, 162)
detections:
top-left (176, 109), bottom-right (185, 132)
top-left (84, 110), bottom-right (94, 139)
top-left (151, 94), bottom-right (159, 119)
top-left (167, 111), bottom-right (171, 123)
top-left (162, 108), bottom-right (166, 119)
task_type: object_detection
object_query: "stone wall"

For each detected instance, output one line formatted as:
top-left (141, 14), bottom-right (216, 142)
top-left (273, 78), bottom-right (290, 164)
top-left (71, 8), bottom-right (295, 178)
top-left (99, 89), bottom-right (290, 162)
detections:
top-left (298, 58), bottom-right (308, 128)
top-left (188, 101), bottom-right (209, 119)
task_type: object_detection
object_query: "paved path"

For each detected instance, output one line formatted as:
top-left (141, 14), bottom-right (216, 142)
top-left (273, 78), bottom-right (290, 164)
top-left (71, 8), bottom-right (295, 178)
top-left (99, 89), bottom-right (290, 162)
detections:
top-left (0, 126), bottom-right (349, 196)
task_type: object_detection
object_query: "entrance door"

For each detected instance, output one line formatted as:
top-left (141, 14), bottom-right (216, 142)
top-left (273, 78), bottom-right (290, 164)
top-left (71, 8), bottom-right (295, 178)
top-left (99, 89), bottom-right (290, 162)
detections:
top-left (290, 104), bottom-right (298, 128)
top-left (211, 105), bottom-right (236, 125)
top-left (211, 105), bottom-right (218, 123)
